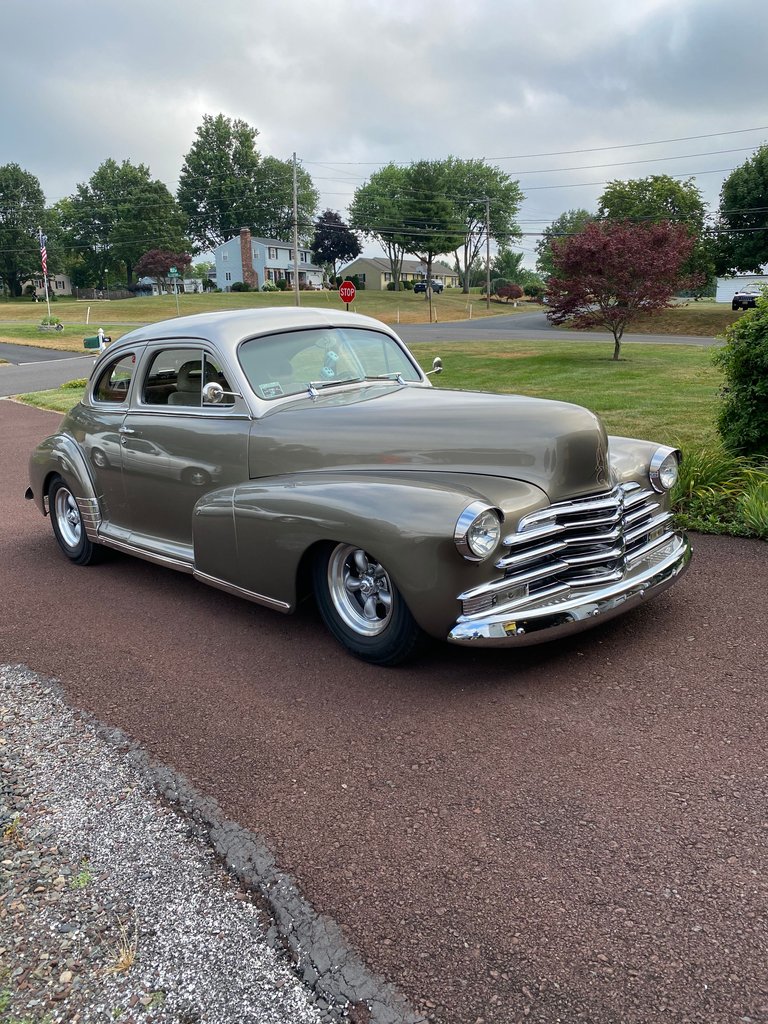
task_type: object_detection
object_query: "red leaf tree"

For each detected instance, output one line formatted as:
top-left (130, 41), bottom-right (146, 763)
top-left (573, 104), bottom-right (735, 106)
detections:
top-left (134, 249), bottom-right (192, 290)
top-left (545, 220), bottom-right (698, 360)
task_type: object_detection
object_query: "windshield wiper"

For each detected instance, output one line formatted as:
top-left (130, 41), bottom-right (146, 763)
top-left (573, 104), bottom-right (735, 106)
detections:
top-left (306, 376), bottom-right (363, 398)
top-left (362, 372), bottom-right (407, 384)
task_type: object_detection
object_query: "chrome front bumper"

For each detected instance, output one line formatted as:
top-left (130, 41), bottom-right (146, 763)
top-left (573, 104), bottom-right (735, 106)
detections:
top-left (447, 533), bottom-right (691, 647)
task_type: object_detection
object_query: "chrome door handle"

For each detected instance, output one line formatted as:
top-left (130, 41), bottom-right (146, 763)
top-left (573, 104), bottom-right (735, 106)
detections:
top-left (119, 426), bottom-right (135, 435)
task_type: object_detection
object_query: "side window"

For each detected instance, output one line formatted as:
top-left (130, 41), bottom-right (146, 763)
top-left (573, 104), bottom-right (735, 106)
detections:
top-left (93, 354), bottom-right (135, 403)
top-left (141, 348), bottom-right (233, 408)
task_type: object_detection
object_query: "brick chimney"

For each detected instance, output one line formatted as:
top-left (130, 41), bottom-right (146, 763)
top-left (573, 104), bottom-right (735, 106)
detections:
top-left (239, 227), bottom-right (259, 289)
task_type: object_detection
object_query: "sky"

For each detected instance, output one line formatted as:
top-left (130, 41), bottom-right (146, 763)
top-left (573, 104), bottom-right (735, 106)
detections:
top-left (4, 0), bottom-right (767, 267)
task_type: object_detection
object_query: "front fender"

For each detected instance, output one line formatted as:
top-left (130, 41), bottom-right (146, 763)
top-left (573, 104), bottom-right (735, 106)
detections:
top-left (28, 432), bottom-right (100, 519)
top-left (193, 472), bottom-right (548, 638)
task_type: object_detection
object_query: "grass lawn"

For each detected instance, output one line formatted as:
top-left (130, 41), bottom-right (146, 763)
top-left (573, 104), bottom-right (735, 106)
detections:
top-left (18, 341), bottom-right (721, 450)
top-left (410, 341), bottom-right (721, 450)
top-left (0, 293), bottom-right (744, 350)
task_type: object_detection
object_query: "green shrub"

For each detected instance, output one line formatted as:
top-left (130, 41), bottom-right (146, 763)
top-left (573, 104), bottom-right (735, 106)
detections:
top-left (230, 281), bottom-right (251, 292)
top-left (401, 279), bottom-right (414, 290)
top-left (275, 279), bottom-right (288, 291)
top-left (672, 441), bottom-right (768, 538)
top-left (261, 280), bottom-right (278, 292)
top-left (713, 291), bottom-right (768, 456)
top-left (62, 378), bottom-right (88, 389)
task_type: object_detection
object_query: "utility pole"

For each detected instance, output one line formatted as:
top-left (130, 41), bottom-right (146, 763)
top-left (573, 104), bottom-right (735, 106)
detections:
top-left (485, 198), bottom-right (491, 310)
top-left (292, 152), bottom-right (301, 307)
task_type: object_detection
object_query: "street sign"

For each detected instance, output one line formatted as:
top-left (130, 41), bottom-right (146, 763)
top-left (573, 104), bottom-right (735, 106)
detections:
top-left (169, 267), bottom-right (179, 277)
top-left (339, 281), bottom-right (356, 306)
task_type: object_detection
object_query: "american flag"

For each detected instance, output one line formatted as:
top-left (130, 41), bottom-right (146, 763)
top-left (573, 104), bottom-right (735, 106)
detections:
top-left (39, 230), bottom-right (47, 277)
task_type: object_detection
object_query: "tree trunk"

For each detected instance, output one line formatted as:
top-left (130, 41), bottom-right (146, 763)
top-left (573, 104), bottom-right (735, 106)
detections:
top-left (612, 333), bottom-right (622, 361)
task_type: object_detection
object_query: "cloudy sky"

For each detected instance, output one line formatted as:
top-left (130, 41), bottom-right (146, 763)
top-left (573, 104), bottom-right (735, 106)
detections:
top-left (4, 0), bottom-right (767, 265)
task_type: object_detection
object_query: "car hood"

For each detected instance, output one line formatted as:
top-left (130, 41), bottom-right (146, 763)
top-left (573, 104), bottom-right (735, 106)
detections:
top-left (248, 384), bottom-right (611, 501)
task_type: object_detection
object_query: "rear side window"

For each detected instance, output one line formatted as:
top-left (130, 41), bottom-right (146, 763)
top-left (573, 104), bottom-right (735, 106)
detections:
top-left (141, 348), bottom-right (233, 407)
top-left (93, 354), bottom-right (135, 403)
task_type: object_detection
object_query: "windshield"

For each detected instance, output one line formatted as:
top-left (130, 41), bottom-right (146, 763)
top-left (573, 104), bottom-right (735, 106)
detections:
top-left (238, 327), bottom-right (423, 401)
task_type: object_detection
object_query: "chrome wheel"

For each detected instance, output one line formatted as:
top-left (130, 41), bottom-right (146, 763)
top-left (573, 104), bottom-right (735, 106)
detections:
top-left (327, 544), bottom-right (394, 637)
top-left (54, 485), bottom-right (82, 550)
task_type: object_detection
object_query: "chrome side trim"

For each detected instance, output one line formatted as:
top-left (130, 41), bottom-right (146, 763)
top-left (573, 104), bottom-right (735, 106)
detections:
top-left (96, 534), bottom-right (194, 574)
top-left (448, 535), bottom-right (691, 647)
top-left (75, 496), bottom-right (102, 542)
top-left (193, 570), bottom-right (291, 612)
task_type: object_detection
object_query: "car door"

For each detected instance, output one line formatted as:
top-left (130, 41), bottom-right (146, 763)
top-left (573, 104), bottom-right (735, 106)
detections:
top-left (79, 348), bottom-right (140, 533)
top-left (118, 343), bottom-right (250, 560)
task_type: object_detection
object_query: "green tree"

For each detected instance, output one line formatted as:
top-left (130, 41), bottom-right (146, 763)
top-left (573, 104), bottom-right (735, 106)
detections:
top-left (490, 246), bottom-right (525, 282)
top-left (257, 155), bottom-right (318, 243)
top-left (177, 115), bottom-right (318, 249)
top-left (443, 158), bottom-right (522, 293)
top-left (349, 164), bottom-right (409, 290)
top-left (61, 159), bottom-right (187, 286)
top-left (536, 208), bottom-right (595, 278)
top-left (178, 114), bottom-right (263, 250)
top-left (716, 145), bottom-right (768, 275)
top-left (310, 209), bottom-right (361, 283)
top-left (0, 164), bottom-right (46, 297)
top-left (598, 175), bottom-right (713, 292)
top-left (396, 161), bottom-right (466, 317)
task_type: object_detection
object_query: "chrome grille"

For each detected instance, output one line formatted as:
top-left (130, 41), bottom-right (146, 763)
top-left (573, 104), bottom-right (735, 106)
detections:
top-left (460, 483), bottom-right (675, 618)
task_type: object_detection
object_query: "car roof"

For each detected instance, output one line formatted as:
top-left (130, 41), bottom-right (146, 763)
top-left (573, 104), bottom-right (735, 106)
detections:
top-left (106, 306), bottom-right (398, 359)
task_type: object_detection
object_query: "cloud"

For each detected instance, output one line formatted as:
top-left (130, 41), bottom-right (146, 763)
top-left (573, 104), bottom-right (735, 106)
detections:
top-left (3, 0), bottom-right (767, 262)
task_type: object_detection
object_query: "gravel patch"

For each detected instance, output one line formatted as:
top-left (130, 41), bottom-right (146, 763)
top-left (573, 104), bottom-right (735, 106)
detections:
top-left (0, 665), bottom-right (420, 1024)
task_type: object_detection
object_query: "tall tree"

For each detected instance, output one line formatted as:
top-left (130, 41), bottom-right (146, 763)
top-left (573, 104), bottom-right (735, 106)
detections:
top-left (490, 246), bottom-right (525, 282)
top-left (396, 160), bottom-right (466, 318)
top-left (256, 155), bottom-right (318, 243)
top-left (177, 115), bottom-right (318, 249)
top-left (715, 144), bottom-right (768, 275)
top-left (61, 159), bottom-right (187, 286)
top-left (443, 157), bottom-right (523, 293)
top-left (545, 220), bottom-right (696, 360)
top-left (536, 208), bottom-right (595, 278)
top-left (0, 164), bottom-right (46, 297)
top-left (349, 164), bottom-right (409, 290)
top-left (178, 114), bottom-right (262, 250)
top-left (310, 209), bottom-right (361, 283)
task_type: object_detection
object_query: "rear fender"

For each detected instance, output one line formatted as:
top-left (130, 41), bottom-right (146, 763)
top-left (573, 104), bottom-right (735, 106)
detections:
top-left (28, 434), bottom-right (101, 538)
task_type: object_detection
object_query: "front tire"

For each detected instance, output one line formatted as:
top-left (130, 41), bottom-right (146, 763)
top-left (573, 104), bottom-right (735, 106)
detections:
top-left (48, 476), bottom-right (101, 565)
top-left (313, 543), bottom-right (424, 666)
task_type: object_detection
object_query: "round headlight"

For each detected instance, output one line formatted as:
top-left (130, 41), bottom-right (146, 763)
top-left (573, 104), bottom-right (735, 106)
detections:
top-left (455, 503), bottom-right (502, 561)
top-left (649, 447), bottom-right (680, 493)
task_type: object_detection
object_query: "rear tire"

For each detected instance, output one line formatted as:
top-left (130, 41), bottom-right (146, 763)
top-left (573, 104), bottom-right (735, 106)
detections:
top-left (313, 543), bottom-right (425, 666)
top-left (48, 476), bottom-right (102, 565)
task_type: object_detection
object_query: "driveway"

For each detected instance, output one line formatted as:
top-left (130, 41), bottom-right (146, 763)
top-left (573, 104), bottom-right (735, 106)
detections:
top-left (1, 399), bottom-right (766, 1024)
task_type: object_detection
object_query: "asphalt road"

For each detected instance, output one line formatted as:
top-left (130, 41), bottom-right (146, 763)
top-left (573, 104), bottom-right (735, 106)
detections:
top-left (0, 313), bottom-right (721, 400)
top-left (398, 311), bottom-right (720, 347)
top-left (0, 343), bottom-right (96, 397)
top-left (3, 400), bottom-right (766, 1023)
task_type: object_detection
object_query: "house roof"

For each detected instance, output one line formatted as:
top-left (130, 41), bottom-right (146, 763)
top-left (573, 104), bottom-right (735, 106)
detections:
top-left (343, 256), bottom-right (458, 277)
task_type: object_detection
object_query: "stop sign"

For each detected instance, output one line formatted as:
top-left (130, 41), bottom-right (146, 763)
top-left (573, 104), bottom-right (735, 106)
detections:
top-left (339, 281), bottom-right (356, 304)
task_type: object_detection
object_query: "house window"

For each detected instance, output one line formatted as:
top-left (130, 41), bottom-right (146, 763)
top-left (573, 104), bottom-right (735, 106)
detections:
top-left (269, 247), bottom-right (277, 260)
top-left (222, 253), bottom-right (228, 262)
top-left (300, 251), bottom-right (307, 263)
top-left (358, 273), bottom-right (366, 283)
top-left (225, 272), bottom-right (231, 282)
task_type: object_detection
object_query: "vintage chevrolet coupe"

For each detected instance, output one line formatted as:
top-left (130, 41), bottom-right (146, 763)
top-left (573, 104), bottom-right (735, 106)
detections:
top-left (27, 307), bottom-right (691, 665)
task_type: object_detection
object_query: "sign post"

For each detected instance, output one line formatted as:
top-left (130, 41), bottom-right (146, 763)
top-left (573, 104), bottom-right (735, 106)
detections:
top-left (338, 280), bottom-right (356, 310)
top-left (169, 266), bottom-right (180, 315)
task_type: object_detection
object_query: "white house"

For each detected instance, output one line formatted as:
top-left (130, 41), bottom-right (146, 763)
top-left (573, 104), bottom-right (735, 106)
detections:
top-left (137, 276), bottom-right (204, 296)
top-left (715, 274), bottom-right (768, 303)
top-left (215, 228), bottom-right (323, 291)
top-left (24, 273), bottom-right (73, 298)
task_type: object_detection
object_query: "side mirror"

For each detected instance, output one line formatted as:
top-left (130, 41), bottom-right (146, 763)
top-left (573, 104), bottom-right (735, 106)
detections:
top-left (426, 356), bottom-right (443, 377)
top-left (202, 381), bottom-right (242, 404)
